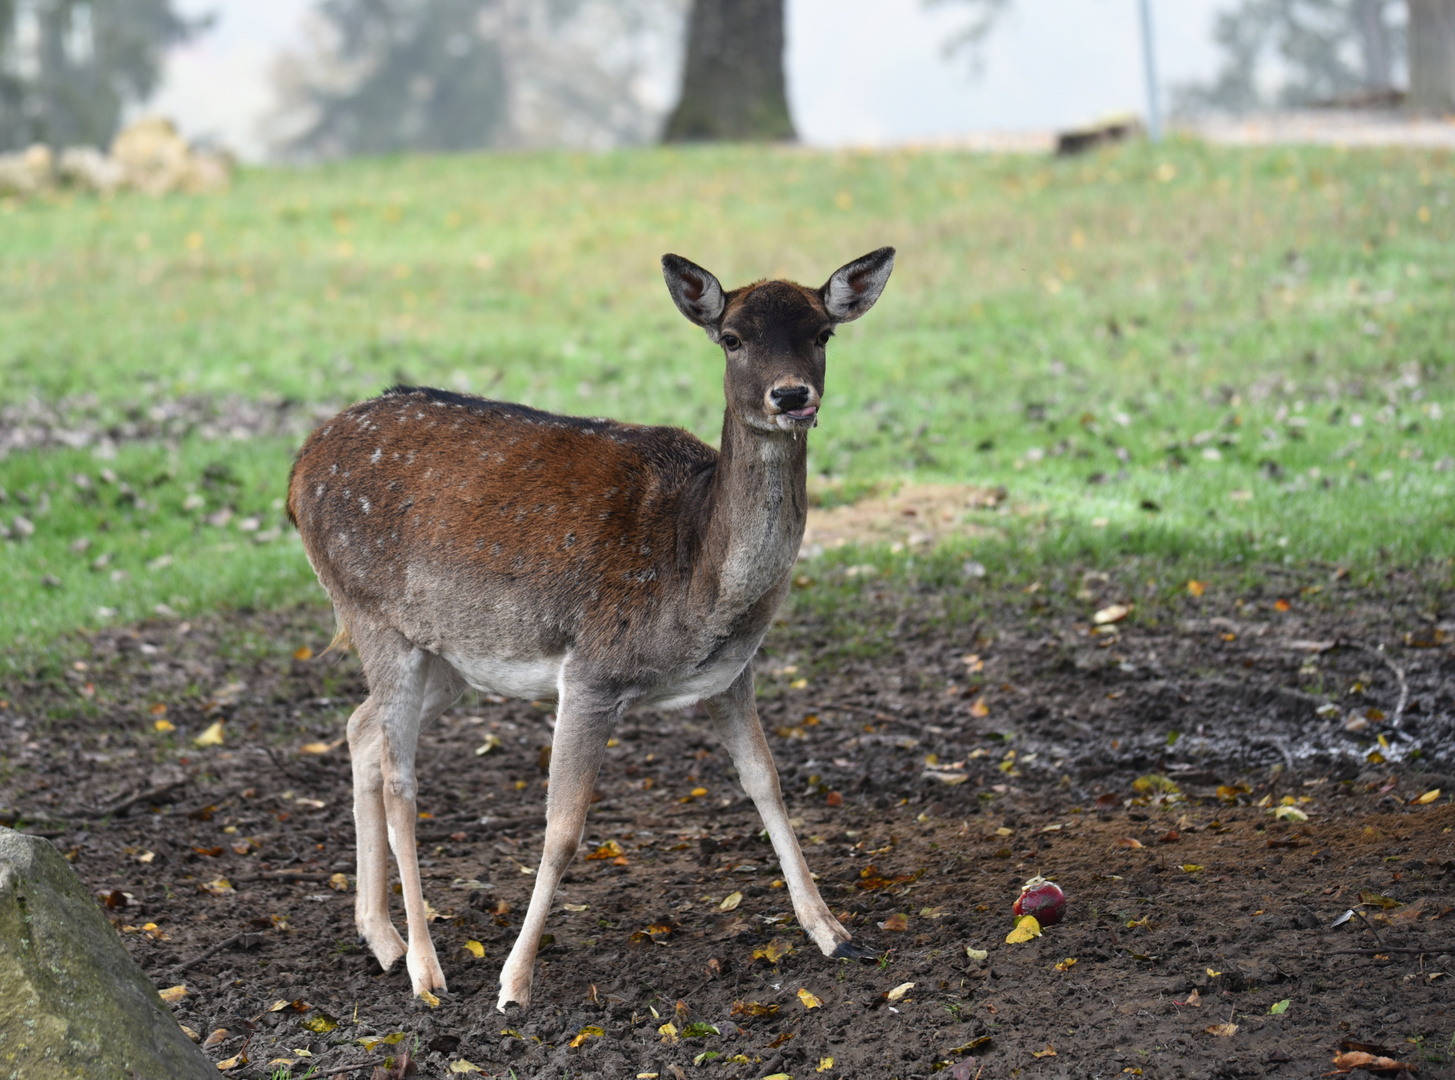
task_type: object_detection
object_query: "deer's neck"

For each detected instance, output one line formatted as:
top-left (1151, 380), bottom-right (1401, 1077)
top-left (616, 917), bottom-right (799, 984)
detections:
top-left (693, 413), bottom-right (809, 625)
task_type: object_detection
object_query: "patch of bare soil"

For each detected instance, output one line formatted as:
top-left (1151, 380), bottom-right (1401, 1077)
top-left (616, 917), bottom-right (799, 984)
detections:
top-left (1, 581), bottom-right (1453, 1080)
top-left (801, 484), bottom-right (1003, 557)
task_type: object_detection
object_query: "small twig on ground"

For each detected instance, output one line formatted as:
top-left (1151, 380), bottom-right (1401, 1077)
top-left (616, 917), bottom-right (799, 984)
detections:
top-left (1351, 909), bottom-right (1385, 947)
top-left (1337, 640), bottom-right (1409, 728)
top-left (175, 933), bottom-right (243, 973)
top-left (91, 778), bottom-right (187, 818)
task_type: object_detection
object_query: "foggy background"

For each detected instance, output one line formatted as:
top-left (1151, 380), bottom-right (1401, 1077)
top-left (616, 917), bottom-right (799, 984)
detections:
top-left (147, 0), bottom-right (1249, 161)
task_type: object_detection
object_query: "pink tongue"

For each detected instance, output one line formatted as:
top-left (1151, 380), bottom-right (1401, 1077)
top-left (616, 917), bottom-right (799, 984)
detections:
top-left (788, 405), bottom-right (818, 419)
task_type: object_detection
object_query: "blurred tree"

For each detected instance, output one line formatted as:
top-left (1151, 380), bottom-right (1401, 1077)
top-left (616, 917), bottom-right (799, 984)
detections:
top-left (925, 0), bottom-right (1014, 76)
top-left (1409, 0), bottom-right (1455, 111)
top-left (0, 0), bottom-right (202, 152)
top-left (276, 0), bottom-right (681, 157)
top-left (1173, 0), bottom-right (1407, 114)
top-left (663, 0), bottom-right (793, 141)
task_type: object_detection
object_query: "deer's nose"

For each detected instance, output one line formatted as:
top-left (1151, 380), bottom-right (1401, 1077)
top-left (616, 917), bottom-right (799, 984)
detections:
top-left (769, 385), bottom-right (811, 412)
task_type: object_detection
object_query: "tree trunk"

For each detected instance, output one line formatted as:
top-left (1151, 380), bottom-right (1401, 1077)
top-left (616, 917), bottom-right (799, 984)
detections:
top-left (664, 0), bottom-right (795, 142)
top-left (1410, 0), bottom-right (1455, 112)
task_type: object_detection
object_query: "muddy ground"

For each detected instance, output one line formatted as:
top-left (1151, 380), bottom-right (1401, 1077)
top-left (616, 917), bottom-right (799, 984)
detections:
top-left (1, 573), bottom-right (1453, 1080)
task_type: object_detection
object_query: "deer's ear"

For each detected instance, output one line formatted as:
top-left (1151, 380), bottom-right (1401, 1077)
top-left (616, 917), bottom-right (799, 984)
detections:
top-left (821, 246), bottom-right (895, 323)
top-left (661, 254), bottom-right (726, 334)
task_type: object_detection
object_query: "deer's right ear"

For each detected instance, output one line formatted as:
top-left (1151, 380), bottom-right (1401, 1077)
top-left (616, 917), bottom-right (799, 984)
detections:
top-left (662, 254), bottom-right (726, 337)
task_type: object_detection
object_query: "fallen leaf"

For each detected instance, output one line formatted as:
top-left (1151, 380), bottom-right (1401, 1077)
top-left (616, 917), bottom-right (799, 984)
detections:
top-left (447, 1061), bottom-right (482, 1075)
top-left (886, 982), bottom-right (915, 1002)
top-left (473, 734), bottom-right (503, 755)
top-left (1358, 890), bottom-right (1401, 909)
top-left (826, 790), bottom-right (844, 807)
top-left (299, 741), bottom-right (335, 754)
top-left (563, 902), bottom-right (589, 912)
top-left (586, 839), bottom-right (625, 860)
top-left (681, 1022), bottom-right (720, 1038)
top-left (1181, 864), bottom-right (1204, 873)
top-left (1205, 1023), bottom-right (1238, 1037)
top-left (1054, 957), bottom-right (1076, 972)
top-left (1206, 968), bottom-right (1221, 978)
top-left (878, 912), bottom-right (909, 931)
top-left (1093, 603), bottom-right (1130, 625)
top-left (730, 1001), bottom-right (779, 1017)
top-left (1132, 774), bottom-right (1181, 795)
top-left (198, 877), bottom-right (233, 896)
top-left (300, 1014), bottom-right (337, 1034)
top-left (969, 697), bottom-right (990, 718)
top-left (693, 1052), bottom-right (721, 1066)
top-left (201, 1028), bottom-right (228, 1049)
top-left (464, 940), bottom-right (484, 958)
top-left (193, 720), bottom-right (225, 747)
top-left (180, 1025), bottom-right (200, 1042)
top-left (419, 988), bottom-right (441, 1008)
top-left (267, 1000), bottom-right (290, 1013)
top-left (751, 938), bottom-right (793, 964)
top-left (1274, 598), bottom-right (1291, 612)
top-left (1331, 1051), bottom-right (1418, 1072)
top-left (658, 1021), bottom-right (678, 1044)
top-left (158, 984), bottom-right (187, 1004)
top-left (216, 1053), bottom-right (247, 1071)
top-left (328, 872), bottom-right (349, 891)
top-left (965, 946), bottom-right (988, 962)
top-left (719, 891), bottom-right (743, 912)
top-left (797, 988), bottom-right (824, 1009)
top-left (266, 1059), bottom-right (296, 1070)
top-left (1269, 999), bottom-right (1290, 1014)
top-left (1186, 580), bottom-right (1206, 597)
top-left (153, 719), bottom-right (175, 733)
top-left (1118, 838), bottom-right (1144, 849)
top-left (1273, 806), bottom-right (1308, 822)
top-left (1006, 915), bottom-right (1042, 944)
top-left (1417, 788), bottom-right (1441, 804)
top-left (1032, 1045), bottom-right (1057, 1058)
top-left (817, 1058), bottom-right (834, 1072)
top-left (293, 646), bottom-right (313, 661)
top-left (569, 1026), bottom-right (604, 1048)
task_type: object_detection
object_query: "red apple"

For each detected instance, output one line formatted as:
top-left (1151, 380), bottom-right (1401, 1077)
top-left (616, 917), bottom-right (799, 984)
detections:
top-left (1013, 878), bottom-right (1066, 925)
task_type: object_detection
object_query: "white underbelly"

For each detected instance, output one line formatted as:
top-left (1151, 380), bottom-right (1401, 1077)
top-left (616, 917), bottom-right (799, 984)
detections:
top-left (443, 652), bottom-right (565, 700)
top-left (640, 654), bottom-right (749, 712)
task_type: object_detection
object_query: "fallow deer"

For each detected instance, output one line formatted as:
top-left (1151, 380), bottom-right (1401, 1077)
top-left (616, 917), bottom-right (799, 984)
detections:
top-left (286, 247), bottom-right (895, 1011)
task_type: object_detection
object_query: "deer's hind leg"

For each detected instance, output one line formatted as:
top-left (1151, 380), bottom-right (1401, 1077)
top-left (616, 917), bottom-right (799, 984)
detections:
top-left (349, 630), bottom-right (464, 993)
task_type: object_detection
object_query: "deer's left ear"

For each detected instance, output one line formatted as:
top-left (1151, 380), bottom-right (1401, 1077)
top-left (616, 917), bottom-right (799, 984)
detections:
top-left (662, 254), bottom-right (726, 337)
top-left (821, 246), bottom-right (895, 323)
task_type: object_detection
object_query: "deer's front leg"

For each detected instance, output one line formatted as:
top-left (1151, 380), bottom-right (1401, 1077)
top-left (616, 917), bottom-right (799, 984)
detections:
top-left (706, 667), bottom-right (859, 958)
top-left (497, 684), bottom-right (615, 1012)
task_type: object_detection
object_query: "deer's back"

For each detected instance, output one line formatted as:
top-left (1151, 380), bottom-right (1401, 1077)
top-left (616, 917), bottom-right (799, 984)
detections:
top-left (288, 387), bottom-right (722, 684)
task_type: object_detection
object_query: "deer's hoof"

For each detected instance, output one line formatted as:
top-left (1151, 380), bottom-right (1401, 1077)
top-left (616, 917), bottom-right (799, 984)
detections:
top-left (830, 939), bottom-right (879, 961)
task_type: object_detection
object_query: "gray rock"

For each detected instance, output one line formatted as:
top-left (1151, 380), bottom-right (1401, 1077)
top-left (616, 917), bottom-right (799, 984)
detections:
top-left (0, 827), bottom-right (214, 1079)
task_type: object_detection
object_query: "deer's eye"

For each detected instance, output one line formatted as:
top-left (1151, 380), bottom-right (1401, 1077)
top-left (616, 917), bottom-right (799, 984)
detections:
top-left (721, 332), bottom-right (742, 350)
top-left (817, 329), bottom-right (834, 347)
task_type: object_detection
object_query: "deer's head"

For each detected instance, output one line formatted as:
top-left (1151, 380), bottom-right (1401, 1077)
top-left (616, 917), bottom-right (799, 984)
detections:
top-left (662, 248), bottom-right (895, 434)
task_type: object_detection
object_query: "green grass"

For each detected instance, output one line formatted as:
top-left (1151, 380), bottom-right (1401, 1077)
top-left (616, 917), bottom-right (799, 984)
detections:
top-left (2, 140), bottom-right (1453, 654)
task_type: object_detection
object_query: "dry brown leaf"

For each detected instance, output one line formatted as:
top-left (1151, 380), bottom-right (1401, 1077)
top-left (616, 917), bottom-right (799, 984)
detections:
top-left (201, 1028), bottom-right (228, 1049)
top-left (1205, 1023), bottom-right (1238, 1037)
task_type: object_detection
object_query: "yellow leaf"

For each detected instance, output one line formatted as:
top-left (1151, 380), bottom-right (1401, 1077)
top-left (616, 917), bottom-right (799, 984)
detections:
top-left (1054, 957), bottom-right (1076, 972)
top-left (969, 697), bottom-right (989, 718)
top-left (1206, 968), bottom-right (1221, 978)
top-left (474, 734), bottom-right (502, 755)
top-left (267, 999), bottom-right (290, 1012)
top-left (751, 938), bottom-right (794, 964)
top-left (1273, 806), bottom-right (1307, 822)
top-left (153, 719), bottom-right (175, 733)
top-left (563, 902), bottom-right (589, 911)
top-left (817, 1058), bottom-right (834, 1072)
top-left (216, 1053), bottom-right (247, 1070)
top-left (1205, 1023), bottom-right (1238, 1037)
top-left (797, 988), bottom-right (824, 1009)
top-left (464, 940), bottom-right (484, 958)
top-left (1184, 989), bottom-right (1201, 1006)
top-left (965, 946), bottom-right (988, 961)
top-left (658, 1021), bottom-right (679, 1044)
top-left (299, 741), bottom-right (333, 754)
top-left (448, 1061), bottom-right (482, 1075)
top-left (293, 646), bottom-right (313, 661)
top-left (329, 872), bottom-right (349, 892)
top-left (886, 982), bottom-right (915, 1002)
top-left (193, 720), bottom-right (225, 747)
top-left (180, 1025), bottom-right (200, 1042)
top-left (690, 787), bottom-right (708, 797)
top-left (1417, 788), bottom-right (1441, 804)
top-left (199, 877), bottom-right (233, 896)
top-left (719, 892), bottom-right (743, 911)
top-left (1032, 1045), bottom-right (1057, 1058)
top-left (1186, 579), bottom-right (1206, 597)
top-left (158, 985), bottom-right (187, 1004)
top-left (995, 826), bottom-right (1014, 837)
top-left (585, 839), bottom-right (625, 860)
top-left (1181, 864), bottom-right (1204, 873)
top-left (419, 988), bottom-right (440, 1008)
top-left (569, 1025), bottom-right (605, 1048)
top-left (1006, 915), bottom-right (1042, 944)
top-left (301, 1015), bottom-right (337, 1034)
